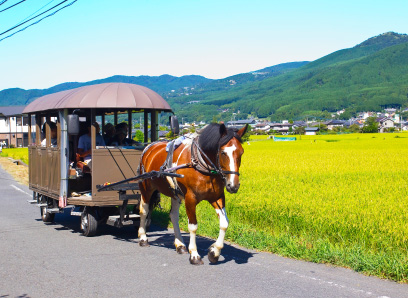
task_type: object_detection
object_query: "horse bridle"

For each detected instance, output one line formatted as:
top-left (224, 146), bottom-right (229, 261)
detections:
top-left (192, 138), bottom-right (240, 183)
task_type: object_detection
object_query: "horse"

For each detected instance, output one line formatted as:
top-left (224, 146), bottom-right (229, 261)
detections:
top-left (137, 123), bottom-right (248, 265)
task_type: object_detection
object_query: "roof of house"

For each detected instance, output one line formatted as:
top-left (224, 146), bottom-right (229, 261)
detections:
top-left (0, 105), bottom-right (26, 116)
top-left (305, 127), bottom-right (320, 131)
top-left (227, 119), bottom-right (256, 125)
top-left (376, 117), bottom-right (393, 123)
top-left (293, 121), bottom-right (306, 126)
top-left (326, 120), bottom-right (346, 125)
top-left (270, 123), bottom-right (293, 127)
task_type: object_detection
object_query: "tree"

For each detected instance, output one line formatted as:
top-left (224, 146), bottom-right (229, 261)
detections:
top-left (348, 124), bottom-right (361, 133)
top-left (361, 117), bottom-right (379, 133)
top-left (134, 130), bottom-right (144, 142)
top-left (294, 126), bottom-right (305, 135)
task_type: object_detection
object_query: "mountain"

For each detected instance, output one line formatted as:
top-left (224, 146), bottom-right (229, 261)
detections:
top-left (0, 75), bottom-right (211, 106)
top-left (168, 32), bottom-right (408, 122)
top-left (0, 62), bottom-right (308, 108)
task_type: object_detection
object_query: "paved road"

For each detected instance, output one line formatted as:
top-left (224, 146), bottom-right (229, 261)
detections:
top-left (0, 166), bottom-right (407, 298)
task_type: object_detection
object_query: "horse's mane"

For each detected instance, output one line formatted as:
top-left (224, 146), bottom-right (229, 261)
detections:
top-left (198, 123), bottom-right (243, 153)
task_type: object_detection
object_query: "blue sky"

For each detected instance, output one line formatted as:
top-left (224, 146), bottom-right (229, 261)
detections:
top-left (0, 0), bottom-right (407, 90)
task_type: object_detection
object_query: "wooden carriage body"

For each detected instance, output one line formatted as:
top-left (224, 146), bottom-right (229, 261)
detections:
top-left (23, 83), bottom-right (174, 234)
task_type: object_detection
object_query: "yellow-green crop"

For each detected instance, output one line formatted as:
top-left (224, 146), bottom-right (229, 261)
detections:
top-left (1, 148), bottom-right (29, 165)
top-left (155, 133), bottom-right (408, 282)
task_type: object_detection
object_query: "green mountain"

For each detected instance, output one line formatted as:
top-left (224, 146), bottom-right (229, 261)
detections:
top-left (169, 32), bottom-right (408, 122)
top-left (0, 75), bottom-right (211, 106)
top-left (163, 61), bottom-right (309, 99)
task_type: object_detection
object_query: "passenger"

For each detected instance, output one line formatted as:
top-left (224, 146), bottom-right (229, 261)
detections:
top-left (103, 123), bottom-right (115, 146)
top-left (111, 122), bottom-right (139, 146)
top-left (77, 122), bottom-right (105, 170)
top-left (41, 122), bottom-right (57, 147)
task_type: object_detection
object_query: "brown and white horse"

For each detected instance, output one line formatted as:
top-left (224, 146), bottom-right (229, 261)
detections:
top-left (138, 123), bottom-right (248, 265)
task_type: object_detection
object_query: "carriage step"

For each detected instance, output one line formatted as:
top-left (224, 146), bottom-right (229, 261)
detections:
top-left (70, 211), bottom-right (82, 216)
top-left (106, 214), bottom-right (140, 227)
top-left (46, 208), bottom-right (61, 213)
top-left (27, 200), bottom-right (37, 204)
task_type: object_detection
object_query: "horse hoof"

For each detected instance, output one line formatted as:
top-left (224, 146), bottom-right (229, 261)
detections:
top-left (189, 256), bottom-right (204, 265)
top-left (139, 239), bottom-right (149, 247)
top-left (208, 250), bottom-right (219, 264)
top-left (176, 246), bottom-right (188, 254)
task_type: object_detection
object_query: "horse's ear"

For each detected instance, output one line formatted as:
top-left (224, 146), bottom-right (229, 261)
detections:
top-left (219, 123), bottom-right (227, 136)
top-left (237, 124), bottom-right (248, 137)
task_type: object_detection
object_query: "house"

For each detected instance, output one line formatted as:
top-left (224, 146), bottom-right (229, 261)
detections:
top-left (343, 120), bottom-right (363, 128)
top-left (269, 122), bottom-right (294, 133)
top-left (254, 122), bottom-right (270, 131)
top-left (226, 118), bottom-right (256, 127)
top-left (0, 106), bottom-right (29, 148)
top-left (293, 121), bottom-right (306, 128)
top-left (326, 120), bottom-right (346, 130)
top-left (376, 117), bottom-right (394, 132)
top-left (304, 127), bottom-right (319, 135)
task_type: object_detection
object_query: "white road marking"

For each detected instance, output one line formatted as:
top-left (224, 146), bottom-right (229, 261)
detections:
top-left (10, 184), bottom-right (31, 197)
top-left (284, 270), bottom-right (386, 297)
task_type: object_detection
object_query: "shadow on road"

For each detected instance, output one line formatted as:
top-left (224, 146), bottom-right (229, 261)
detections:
top-left (41, 209), bottom-right (254, 265)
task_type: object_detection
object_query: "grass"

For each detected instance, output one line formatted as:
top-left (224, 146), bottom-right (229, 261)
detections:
top-left (153, 132), bottom-right (408, 282)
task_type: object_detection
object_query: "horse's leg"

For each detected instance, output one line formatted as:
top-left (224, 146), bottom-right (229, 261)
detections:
top-left (185, 195), bottom-right (203, 265)
top-left (138, 194), bottom-right (150, 247)
top-left (169, 197), bottom-right (188, 254)
top-left (208, 197), bottom-right (229, 264)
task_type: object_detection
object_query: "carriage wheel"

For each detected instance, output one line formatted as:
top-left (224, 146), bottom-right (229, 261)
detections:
top-left (40, 205), bottom-right (55, 222)
top-left (81, 208), bottom-right (98, 237)
top-left (40, 195), bottom-right (55, 223)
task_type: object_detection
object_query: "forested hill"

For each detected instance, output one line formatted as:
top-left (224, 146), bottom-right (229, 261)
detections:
top-left (169, 32), bottom-right (408, 122)
top-left (0, 62), bottom-right (308, 107)
top-left (0, 75), bottom-right (211, 106)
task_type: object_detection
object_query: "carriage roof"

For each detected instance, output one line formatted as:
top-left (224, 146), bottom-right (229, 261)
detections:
top-left (23, 83), bottom-right (172, 114)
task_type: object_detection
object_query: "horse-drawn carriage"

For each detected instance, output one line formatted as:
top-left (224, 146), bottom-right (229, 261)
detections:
top-left (24, 82), bottom-right (247, 264)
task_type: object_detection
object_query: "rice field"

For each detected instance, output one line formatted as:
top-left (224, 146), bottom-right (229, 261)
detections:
top-left (155, 133), bottom-right (408, 282)
top-left (0, 148), bottom-right (29, 165)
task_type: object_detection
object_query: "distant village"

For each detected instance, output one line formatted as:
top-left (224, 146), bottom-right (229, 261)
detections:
top-left (180, 108), bottom-right (408, 136)
top-left (0, 106), bottom-right (407, 148)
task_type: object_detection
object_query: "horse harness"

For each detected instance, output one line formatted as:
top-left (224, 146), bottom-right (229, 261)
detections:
top-left (140, 135), bottom-right (240, 200)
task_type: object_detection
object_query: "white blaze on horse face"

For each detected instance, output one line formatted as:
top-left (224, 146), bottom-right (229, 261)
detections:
top-left (223, 144), bottom-right (237, 185)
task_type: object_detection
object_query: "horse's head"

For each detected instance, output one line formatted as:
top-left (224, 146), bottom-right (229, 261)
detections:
top-left (219, 124), bottom-right (248, 193)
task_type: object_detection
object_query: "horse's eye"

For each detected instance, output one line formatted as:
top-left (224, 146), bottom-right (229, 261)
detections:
top-left (221, 151), bottom-right (227, 156)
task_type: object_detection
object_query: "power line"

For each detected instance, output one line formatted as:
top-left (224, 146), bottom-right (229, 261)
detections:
top-left (0, 0), bottom-right (77, 43)
top-left (17, 0), bottom-right (57, 25)
top-left (0, 0), bottom-right (9, 6)
top-left (0, 0), bottom-right (26, 13)
top-left (0, 0), bottom-right (68, 36)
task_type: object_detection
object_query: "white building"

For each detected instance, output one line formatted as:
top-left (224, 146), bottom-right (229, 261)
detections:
top-left (0, 106), bottom-right (28, 147)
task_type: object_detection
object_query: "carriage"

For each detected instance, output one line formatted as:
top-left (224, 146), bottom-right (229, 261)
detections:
top-left (24, 83), bottom-right (179, 236)
top-left (25, 82), bottom-right (247, 264)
